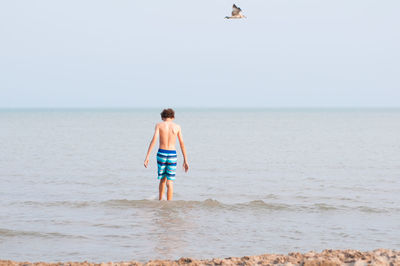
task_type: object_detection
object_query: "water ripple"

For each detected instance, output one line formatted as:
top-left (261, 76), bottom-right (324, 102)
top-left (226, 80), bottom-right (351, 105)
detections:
top-left (8, 199), bottom-right (399, 213)
top-left (0, 228), bottom-right (88, 239)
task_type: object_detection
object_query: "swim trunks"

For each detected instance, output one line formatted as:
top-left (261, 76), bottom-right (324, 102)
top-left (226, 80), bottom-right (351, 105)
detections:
top-left (156, 149), bottom-right (177, 180)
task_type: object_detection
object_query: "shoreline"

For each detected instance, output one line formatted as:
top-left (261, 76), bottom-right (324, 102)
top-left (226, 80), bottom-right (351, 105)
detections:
top-left (1, 249), bottom-right (399, 266)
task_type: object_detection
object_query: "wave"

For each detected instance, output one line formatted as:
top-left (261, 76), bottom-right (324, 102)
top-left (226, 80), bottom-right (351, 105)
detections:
top-left (10, 199), bottom-right (398, 213)
top-left (0, 228), bottom-right (88, 239)
top-left (15, 200), bottom-right (95, 208)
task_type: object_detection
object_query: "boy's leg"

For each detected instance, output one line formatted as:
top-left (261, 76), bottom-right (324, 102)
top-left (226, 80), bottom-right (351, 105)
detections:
top-left (164, 151), bottom-right (176, 201)
top-left (166, 179), bottom-right (173, 200)
top-left (159, 177), bottom-right (167, 200)
top-left (157, 150), bottom-right (168, 200)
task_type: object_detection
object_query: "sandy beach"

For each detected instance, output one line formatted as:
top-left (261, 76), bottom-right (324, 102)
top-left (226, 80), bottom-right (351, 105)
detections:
top-left (1, 249), bottom-right (399, 266)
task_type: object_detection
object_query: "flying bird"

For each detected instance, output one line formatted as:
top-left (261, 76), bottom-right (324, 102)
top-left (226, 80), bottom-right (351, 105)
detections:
top-left (225, 4), bottom-right (246, 19)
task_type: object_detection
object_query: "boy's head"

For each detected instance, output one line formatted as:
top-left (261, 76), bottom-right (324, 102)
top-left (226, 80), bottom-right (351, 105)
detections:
top-left (160, 108), bottom-right (175, 120)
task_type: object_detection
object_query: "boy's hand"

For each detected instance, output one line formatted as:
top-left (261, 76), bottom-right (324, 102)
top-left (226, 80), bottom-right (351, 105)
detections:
top-left (183, 161), bottom-right (189, 172)
top-left (144, 158), bottom-right (149, 168)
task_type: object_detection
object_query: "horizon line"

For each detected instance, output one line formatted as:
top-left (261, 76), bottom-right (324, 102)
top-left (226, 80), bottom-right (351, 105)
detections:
top-left (1, 107), bottom-right (400, 111)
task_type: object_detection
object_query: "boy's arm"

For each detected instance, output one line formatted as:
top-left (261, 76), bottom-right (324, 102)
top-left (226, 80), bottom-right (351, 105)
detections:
top-left (177, 127), bottom-right (189, 172)
top-left (144, 124), bottom-right (159, 168)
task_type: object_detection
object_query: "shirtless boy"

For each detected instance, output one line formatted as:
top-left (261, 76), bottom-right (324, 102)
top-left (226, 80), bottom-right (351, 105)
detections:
top-left (144, 109), bottom-right (189, 201)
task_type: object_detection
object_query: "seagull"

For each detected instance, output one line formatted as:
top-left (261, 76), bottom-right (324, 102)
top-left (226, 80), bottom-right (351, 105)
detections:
top-left (225, 4), bottom-right (246, 19)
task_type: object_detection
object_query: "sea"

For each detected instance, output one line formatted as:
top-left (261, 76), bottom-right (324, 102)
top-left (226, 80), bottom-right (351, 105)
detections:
top-left (0, 109), bottom-right (399, 262)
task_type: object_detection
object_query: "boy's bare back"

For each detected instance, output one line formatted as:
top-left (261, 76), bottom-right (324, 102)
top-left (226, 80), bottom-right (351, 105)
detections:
top-left (157, 121), bottom-right (181, 151)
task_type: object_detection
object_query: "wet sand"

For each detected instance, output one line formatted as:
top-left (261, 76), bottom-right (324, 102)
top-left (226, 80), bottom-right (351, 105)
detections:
top-left (1, 249), bottom-right (399, 266)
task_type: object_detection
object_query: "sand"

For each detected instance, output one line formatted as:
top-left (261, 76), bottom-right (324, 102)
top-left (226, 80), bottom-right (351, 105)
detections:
top-left (1, 249), bottom-right (399, 266)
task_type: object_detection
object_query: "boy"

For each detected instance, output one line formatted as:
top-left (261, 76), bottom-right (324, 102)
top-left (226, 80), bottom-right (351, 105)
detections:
top-left (144, 108), bottom-right (189, 200)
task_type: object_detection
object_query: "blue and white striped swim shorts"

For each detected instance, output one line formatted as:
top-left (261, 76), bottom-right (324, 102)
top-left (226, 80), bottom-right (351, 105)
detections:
top-left (156, 149), bottom-right (177, 180)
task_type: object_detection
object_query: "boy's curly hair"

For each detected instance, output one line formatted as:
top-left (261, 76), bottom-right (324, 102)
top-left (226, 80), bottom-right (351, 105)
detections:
top-left (160, 108), bottom-right (175, 119)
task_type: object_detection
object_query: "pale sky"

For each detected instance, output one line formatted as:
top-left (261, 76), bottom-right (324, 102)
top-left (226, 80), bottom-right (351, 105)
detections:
top-left (0, 0), bottom-right (399, 108)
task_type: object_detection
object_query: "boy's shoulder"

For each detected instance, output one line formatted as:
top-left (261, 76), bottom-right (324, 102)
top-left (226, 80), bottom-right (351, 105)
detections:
top-left (173, 122), bottom-right (181, 129)
top-left (155, 121), bottom-right (181, 129)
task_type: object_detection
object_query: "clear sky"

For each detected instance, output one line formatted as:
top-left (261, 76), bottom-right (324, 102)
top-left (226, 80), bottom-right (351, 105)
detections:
top-left (0, 0), bottom-right (399, 108)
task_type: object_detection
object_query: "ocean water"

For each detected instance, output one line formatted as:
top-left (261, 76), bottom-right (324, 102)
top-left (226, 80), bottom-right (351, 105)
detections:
top-left (0, 109), bottom-right (399, 262)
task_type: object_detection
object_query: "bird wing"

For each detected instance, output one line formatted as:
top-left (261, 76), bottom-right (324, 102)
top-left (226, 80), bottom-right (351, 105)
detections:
top-left (232, 4), bottom-right (241, 16)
